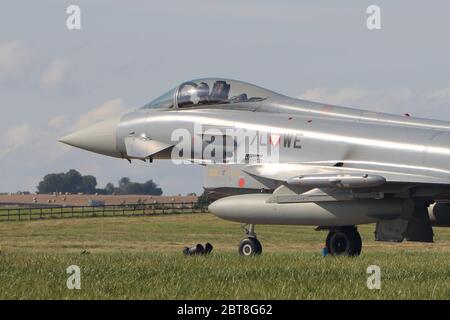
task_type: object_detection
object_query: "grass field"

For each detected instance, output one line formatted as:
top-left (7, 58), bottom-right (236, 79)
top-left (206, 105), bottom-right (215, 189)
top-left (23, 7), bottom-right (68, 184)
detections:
top-left (0, 213), bottom-right (449, 299)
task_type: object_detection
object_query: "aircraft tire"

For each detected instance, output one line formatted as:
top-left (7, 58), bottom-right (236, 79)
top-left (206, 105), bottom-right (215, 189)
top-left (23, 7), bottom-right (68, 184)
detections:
top-left (238, 237), bottom-right (262, 256)
top-left (326, 227), bottom-right (362, 256)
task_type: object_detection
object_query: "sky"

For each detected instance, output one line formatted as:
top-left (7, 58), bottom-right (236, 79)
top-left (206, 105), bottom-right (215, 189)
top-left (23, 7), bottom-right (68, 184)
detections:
top-left (1, 0), bottom-right (450, 195)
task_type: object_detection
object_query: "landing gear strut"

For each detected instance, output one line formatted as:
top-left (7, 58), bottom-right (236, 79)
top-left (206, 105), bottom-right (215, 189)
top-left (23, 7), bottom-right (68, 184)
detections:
top-left (326, 226), bottom-right (362, 256)
top-left (238, 224), bottom-right (262, 256)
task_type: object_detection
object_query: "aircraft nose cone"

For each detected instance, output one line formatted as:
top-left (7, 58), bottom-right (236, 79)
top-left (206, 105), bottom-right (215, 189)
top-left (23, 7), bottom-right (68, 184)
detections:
top-left (59, 117), bottom-right (121, 157)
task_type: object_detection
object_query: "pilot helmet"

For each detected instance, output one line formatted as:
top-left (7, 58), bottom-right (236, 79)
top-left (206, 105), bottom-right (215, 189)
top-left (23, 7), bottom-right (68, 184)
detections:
top-left (197, 82), bottom-right (210, 98)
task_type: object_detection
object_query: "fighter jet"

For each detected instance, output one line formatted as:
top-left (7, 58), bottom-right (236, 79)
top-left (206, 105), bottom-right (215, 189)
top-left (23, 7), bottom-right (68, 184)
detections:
top-left (60, 78), bottom-right (450, 256)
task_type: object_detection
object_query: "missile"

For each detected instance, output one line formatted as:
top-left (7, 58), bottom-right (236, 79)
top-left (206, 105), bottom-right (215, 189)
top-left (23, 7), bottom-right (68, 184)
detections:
top-left (286, 174), bottom-right (386, 189)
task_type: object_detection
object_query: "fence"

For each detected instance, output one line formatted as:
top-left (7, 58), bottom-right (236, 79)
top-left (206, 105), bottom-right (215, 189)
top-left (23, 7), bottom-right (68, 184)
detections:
top-left (0, 202), bottom-right (209, 222)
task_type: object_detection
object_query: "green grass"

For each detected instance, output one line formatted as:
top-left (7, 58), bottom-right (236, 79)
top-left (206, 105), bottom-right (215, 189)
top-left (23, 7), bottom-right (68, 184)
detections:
top-left (0, 213), bottom-right (449, 299)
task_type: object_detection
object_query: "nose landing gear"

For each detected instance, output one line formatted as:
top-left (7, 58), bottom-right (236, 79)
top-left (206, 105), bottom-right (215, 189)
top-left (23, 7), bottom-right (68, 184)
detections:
top-left (238, 224), bottom-right (262, 256)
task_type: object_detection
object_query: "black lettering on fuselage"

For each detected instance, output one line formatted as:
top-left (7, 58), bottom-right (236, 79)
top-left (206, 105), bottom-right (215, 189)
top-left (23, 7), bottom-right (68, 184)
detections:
top-left (283, 134), bottom-right (294, 148)
top-left (294, 134), bottom-right (302, 149)
top-left (282, 133), bottom-right (301, 149)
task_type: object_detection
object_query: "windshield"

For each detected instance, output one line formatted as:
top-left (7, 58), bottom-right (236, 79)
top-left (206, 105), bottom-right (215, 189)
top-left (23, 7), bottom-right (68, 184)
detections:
top-left (141, 87), bottom-right (176, 109)
top-left (176, 79), bottom-right (275, 108)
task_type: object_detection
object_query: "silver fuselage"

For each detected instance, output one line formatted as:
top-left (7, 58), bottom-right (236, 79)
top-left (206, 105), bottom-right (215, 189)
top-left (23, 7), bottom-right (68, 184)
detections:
top-left (60, 87), bottom-right (450, 227)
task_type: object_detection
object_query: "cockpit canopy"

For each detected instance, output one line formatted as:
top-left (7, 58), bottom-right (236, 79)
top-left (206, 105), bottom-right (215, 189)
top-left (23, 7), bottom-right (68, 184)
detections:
top-left (142, 78), bottom-right (276, 110)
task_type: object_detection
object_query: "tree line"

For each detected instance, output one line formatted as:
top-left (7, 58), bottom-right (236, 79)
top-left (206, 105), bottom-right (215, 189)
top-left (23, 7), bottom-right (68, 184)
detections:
top-left (36, 169), bottom-right (163, 195)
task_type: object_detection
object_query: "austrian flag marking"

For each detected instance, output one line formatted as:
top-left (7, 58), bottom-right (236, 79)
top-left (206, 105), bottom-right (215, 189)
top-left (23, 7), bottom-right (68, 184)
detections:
top-left (270, 134), bottom-right (281, 147)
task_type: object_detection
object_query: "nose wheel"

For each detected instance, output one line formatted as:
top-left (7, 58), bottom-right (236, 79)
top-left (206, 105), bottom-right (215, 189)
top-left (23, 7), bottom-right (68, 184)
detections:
top-left (325, 226), bottom-right (362, 256)
top-left (239, 237), bottom-right (262, 256)
top-left (238, 224), bottom-right (262, 256)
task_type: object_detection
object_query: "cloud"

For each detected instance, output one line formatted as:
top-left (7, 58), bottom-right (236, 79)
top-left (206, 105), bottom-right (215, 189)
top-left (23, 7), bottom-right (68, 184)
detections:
top-left (299, 87), bottom-right (414, 114)
top-left (0, 124), bottom-right (33, 157)
top-left (0, 120), bottom-right (70, 163)
top-left (6, 123), bottom-right (32, 147)
top-left (0, 40), bottom-right (32, 80)
top-left (165, 1), bottom-right (353, 22)
top-left (48, 115), bottom-right (66, 128)
top-left (39, 58), bottom-right (70, 90)
top-left (430, 87), bottom-right (450, 103)
top-left (1, 98), bottom-right (129, 162)
top-left (301, 87), bottom-right (369, 105)
top-left (73, 98), bottom-right (127, 130)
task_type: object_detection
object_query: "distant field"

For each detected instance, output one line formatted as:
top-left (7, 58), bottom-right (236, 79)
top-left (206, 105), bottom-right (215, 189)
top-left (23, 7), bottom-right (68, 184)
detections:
top-left (0, 213), bottom-right (449, 299)
top-left (0, 194), bottom-right (198, 207)
top-left (0, 205), bottom-right (206, 222)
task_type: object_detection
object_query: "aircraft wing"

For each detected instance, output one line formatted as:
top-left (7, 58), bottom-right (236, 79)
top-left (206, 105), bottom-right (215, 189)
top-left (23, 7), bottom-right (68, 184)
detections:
top-left (204, 161), bottom-right (450, 199)
top-left (241, 162), bottom-right (450, 187)
top-left (233, 162), bottom-right (450, 205)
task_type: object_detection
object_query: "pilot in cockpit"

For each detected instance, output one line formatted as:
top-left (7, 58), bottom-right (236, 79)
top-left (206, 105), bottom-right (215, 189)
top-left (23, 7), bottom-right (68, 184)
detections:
top-left (177, 80), bottom-right (237, 107)
top-left (197, 82), bottom-right (210, 104)
top-left (177, 83), bottom-right (196, 107)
